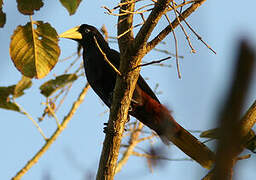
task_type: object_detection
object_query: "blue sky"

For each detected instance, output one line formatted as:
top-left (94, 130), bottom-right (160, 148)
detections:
top-left (1, 1), bottom-right (256, 180)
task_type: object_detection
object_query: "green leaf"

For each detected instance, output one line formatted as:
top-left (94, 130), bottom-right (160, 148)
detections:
top-left (0, 86), bottom-right (20, 112)
top-left (0, 76), bottom-right (32, 112)
top-left (200, 128), bottom-right (220, 139)
top-left (40, 74), bottom-right (78, 97)
top-left (0, 0), bottom-right (6, 28)
top-left (13, 76), bottom-right (32, 98)
top-left (0, 86), bottom-right (15, 100)
top-left (16, 0), bottom-right (44, 15)
top-left (59, 0), bottom-right (82, 15)
top-left (0, 100), bottom-right (20, 111)
top-left (10, 21), bottom-right (60, 79)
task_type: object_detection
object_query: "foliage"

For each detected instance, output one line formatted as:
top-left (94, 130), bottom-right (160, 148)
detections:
top-left (10, 21), bottom-right (60, 79)
top-left (40, 74), bottom-right (78, 97)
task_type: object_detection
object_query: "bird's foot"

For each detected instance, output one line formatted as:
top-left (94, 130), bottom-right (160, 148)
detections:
top-left (103, 122), bottom-right (117, 136)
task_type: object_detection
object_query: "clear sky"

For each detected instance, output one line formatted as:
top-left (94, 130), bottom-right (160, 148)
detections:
top-left (1, 1), bottom-right (256, 180)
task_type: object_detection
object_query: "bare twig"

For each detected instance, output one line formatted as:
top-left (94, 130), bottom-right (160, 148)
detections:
top-left (93, 36), bottom-right (122, 76)
top-left (146, 0), bottom-right (207, 53)
top-left (173, 6), bottom-right (216, 54)
top-left (170, 3), bottom-right (196, 53)
top-left (164, 14), bottom-right (181, 78)
top-left (117, 23), bottom-right (143, 39)
top-left (131, 56), bottom-right (171, 71)
top-left (101, 24), bottom-right (109, 42)
top-left (15, 101), bottom-right (48, 141)
top-left (115, 122), bottom-right (144, 173)
top-left (12, 84), bottom-right (90, 180)
top-left (153, 48), bottom-right (184, 58)
top-left (132, 151), bottom-right (193, 162)
top-left (42, 102), bottom-right (61, 128)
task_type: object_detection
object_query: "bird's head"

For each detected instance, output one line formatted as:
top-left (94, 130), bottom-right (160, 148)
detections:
top-left (59, 24), bottom-right (100, 43)
top-left (59, 24), bottom-right (108, 48)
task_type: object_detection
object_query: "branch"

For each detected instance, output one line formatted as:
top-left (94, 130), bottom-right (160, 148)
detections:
top-left (117, 0), bottom-right (135, 52)
top-left (115, 122), bottom-right (144, 173)
top-left (12, 83), bottom-right (90, 180)
top-left (94, 36), bottom-right (122, 76)
top-left (97, 1), bottom-right (216, 178)
top-left (212, 40), bottom-right (255, 180)
top-left (133, 0), bottom-right (172, 52)
top-left (146, 0), bottom-right (207, 53)
top-left (130, 56), bottom-right (171, 71)
top-left (96, 1), bottom-right (173, 179)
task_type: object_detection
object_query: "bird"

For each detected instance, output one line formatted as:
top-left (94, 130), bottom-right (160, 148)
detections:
top-left (59, 24), bottom-right (215, 168)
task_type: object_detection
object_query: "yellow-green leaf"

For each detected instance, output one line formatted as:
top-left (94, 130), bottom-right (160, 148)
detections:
top-left (200, 128), bottom-right (220, 139)
top-left (13, 76), bottom-right (32, 98)
top-left (0, 86), bottom-right (20, 112)
top-left (0, 86), bottom-right (15, 100)
top-left (40, 74), bottom-right (78, 97)
top-left (59, 0), bottom-right (82, 15)
top-left (0, 0), bottom-right (6, 27)
top-left (0, 100), bottom-right (20, 112)
top-left (16, 0), bottom-right (44, 15)
top-left (10, 21), bottom-right (60, 79)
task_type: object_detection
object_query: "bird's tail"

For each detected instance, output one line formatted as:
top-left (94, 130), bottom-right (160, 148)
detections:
top-left (131, 90), bottom-right (215, 169)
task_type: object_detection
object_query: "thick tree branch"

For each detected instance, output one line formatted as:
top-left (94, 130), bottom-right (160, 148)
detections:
top-left (133, 0), bottom-right (172, 52)
top-left (212, 40), bottom-right (255, 180)
top-left (97, 1), bottom-right (174, 179)
top-left (203, 100), bottom-right (256, 180)
top-left (96, 1), bottom-right (137, 179)
top-left (117, 0), bottom-right (135, 53)
top-left (146, 0), bottom-right (207, 53)
top-left (97, 1), bottom-right (216, 179)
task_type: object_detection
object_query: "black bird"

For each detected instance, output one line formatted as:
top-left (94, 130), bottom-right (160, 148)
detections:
top-left (59, 24), bottom-right (215, 168)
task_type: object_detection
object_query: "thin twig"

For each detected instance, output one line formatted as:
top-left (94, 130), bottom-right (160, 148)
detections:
top-left (115, 122), bottom-right (144, 173)
top-left (15, 101), bottom-right (48, 141)
top-left (42, 102), bottom-right (61, 128)
top-left (146, 0), bottom-right (207, 53)
top-left (153, 48), bottom-right (184, 58)
top-left (93, 36), bottom-right (122, 76)
top-left (131, 151), bottom-right (193, 161)
top-left (12, 83), bottom-right (90, 180)
top-left (59, 52), bottom-right (77, 62)
top-left (164, 14), bottom-right (181, 78)
top-left (167, 0), bottom-right (198, 11)
top-left (117, 23), bottom-right (143, 39)
top-left (170, 3), bottom-right (196, 53)
top-left (131, 56), bottom-right (171, 71)
top-left (54, 84), bottom-right (73, 112)
top-left (174, 8), bottom-right (216, 54)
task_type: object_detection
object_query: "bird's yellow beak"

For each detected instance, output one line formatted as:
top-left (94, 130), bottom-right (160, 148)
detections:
top-left (58, 26), bottom-right (82, 40)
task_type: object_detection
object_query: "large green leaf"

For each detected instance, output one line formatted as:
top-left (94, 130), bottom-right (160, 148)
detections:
top-left (59, 0), bottom-right (82, 15)
top-left (40, 74), bottom-right (78, 97)
top-left (0, 0), bottom-right (6, 28)
top-left (10, 21), bottom-right (60, 79)
top-left (16, 0), bottom-right (44, 15)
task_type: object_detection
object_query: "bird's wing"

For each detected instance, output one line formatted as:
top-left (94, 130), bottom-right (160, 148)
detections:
top-left (109, 49), bottom-right (160, 103)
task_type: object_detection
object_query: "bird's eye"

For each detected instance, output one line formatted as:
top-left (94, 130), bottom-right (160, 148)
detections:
top-left (84, 28), bottom-right (91, 33)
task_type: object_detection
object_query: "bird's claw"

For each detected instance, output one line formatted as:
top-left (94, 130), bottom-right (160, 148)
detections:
top-left (103, 122), bottom-right (116, 136)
